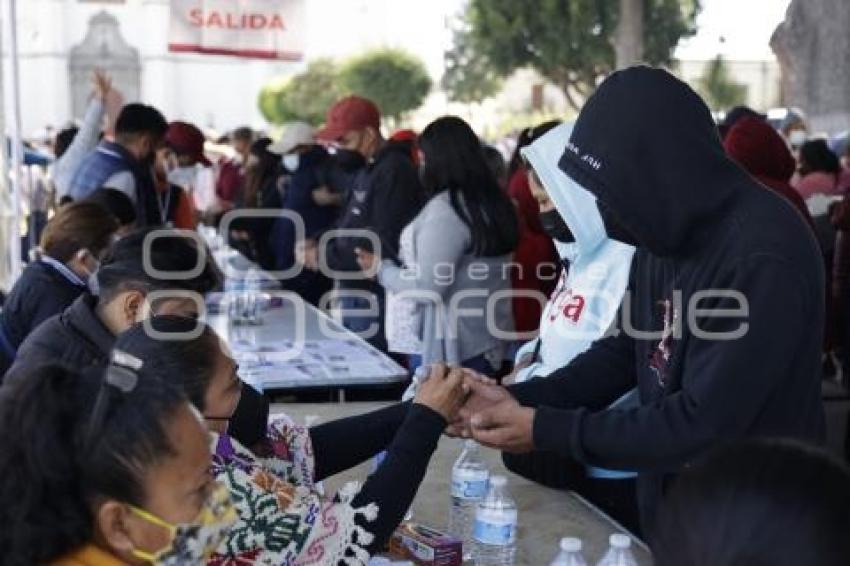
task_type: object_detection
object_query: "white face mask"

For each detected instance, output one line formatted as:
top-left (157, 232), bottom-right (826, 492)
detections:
top-left (789, 129), bottom-right (807, 147)
top-left (167, 165), bottom-right (197, 189)
top-left (282, 153), bottom-right (300, 173)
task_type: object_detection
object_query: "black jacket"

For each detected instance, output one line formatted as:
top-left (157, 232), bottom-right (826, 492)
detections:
top-left (8, 294), bottom-right (270, 447)
top-left (510, 67), bottom-right (825, 531)
top-left (0, 260), bottom-right (87, 377)
top-left (325, 142), bottom-right (424, 292)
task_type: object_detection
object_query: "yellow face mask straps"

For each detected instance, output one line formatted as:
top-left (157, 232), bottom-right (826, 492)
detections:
top-left (128, 505), bottom-right (177, 561)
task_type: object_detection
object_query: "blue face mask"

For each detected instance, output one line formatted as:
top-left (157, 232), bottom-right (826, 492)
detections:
top-left (282, 153), bottom-right (300, 173)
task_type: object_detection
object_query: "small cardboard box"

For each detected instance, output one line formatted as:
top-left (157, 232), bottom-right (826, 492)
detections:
top-left (388, 521), bottom-right (463, 566)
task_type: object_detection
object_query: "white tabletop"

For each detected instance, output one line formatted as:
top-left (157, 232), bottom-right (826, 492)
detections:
top-left (204, 239), bottom-right (408, 392)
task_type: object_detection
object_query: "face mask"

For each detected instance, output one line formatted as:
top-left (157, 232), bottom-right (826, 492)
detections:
top-left (87, 269), bottom-right (100, 296)
top-left (333, 148), bottom-right (366, 172)
top-left (597, 201), bottom-right (639, 246)
top-left (282, 153), bottom-right (300, 173)
top-left (167, 165), bottom-right (197, 189)
top-left (539, 209), bottom-right (575, 243)
top-left (789, 129), bottom-right (807, 148)
top-left (130, 481), bottom-right (235, 565)
top-left (76, 249), bottom-right (100, 295)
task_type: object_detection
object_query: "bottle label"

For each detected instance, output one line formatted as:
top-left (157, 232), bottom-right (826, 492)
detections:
top-left (473, 519), bottom-right (516, 545)
top-left (451, 477), bottom-right (488, 499)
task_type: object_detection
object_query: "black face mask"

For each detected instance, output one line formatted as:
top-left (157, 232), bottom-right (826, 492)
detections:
top-left (333, 149), bottom-right (367, 172)
top-left (539, 209), bottom-right (575, 243)
top-left (597, 200), bottom-right (639, 246)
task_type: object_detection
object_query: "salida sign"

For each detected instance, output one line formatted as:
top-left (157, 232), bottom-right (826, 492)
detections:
top-left (168, 0), bottom-right (306, 60)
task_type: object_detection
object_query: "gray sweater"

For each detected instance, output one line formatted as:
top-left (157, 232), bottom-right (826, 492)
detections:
top-left (378, 191), bottom-right (513, 365)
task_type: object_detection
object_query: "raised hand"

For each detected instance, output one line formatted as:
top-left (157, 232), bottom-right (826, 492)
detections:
top-left (92, 69), bottom-right (112, 100)
top-left (414, 363), bottom-right (467, 423)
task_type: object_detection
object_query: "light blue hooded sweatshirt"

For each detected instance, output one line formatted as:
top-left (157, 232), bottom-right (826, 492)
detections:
top-left (518, 123), bottom-right (636, 478)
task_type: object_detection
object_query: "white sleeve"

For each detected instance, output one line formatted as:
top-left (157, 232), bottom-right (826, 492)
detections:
top-left (52, 98), bottom-right (105, 198)
top-left (103, 171), bottom-right (137, 204)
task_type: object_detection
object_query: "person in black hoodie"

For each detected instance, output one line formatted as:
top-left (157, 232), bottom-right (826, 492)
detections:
top-left (0, 201), bottom-right (119, 376)
top-left (456, 66), bottom-right (825, 535)
top-left (7, 228), bottom-right (271, 450)
top-left (298, 96), bottom-right (425, 352)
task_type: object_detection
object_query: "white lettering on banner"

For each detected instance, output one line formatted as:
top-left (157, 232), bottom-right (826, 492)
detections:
top-left (169, 0), bottom-right (306, 60)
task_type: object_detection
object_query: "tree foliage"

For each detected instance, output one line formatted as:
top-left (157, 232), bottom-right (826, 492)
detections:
top-left (449, 0), bottom-right (700, 108)
top-left (258, 59), bottom-right (343, 125)
top-left (697, 55), bottom-right (748, 111)
top-left (442, 24), bottom-right (503, 103)
top-left (340, 48), bottom-right (433, 121)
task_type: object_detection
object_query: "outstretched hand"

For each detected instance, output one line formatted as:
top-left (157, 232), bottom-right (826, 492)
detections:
top-left (413, 363), bottom-right (467, 423)
top-left (468, 396), bottom-right (536, 454)
top-left (444, 371), bottom-right (508, 438)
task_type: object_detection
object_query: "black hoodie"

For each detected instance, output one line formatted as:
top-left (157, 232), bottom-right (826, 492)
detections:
top-left (510, 67), bottom-right (825, 531)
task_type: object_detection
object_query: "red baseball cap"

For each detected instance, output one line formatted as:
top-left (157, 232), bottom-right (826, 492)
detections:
top-left (316, 96), bottom-right (381, 142)
top-left (165, 121), bottom-right (211, 166)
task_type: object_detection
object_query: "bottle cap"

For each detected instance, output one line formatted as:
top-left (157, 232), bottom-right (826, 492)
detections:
top-left (610, 533), bottom-right (631, 548)
top-left (490, 475), bottom-right (507, 487)
top-left (560, 537), bottom-right (582, 552)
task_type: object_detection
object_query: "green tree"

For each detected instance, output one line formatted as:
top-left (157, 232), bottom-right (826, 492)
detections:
top-left (258, 59), bottom-right (344, 125)
top-left (697, 55), bottom-right (748, 111)
top-left (451, 0), bottom-right (700, 108)
top-left (340, 49), bottom-right (433, 122)
top-left (442, 24), bottom-right (503, 103)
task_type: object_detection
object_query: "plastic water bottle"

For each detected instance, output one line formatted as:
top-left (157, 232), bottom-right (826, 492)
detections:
top-left (550, 537), bottom-right (587, 566)
top-left (225, 276), bottom-right (245, 324)
top-left (447, 440), bottom-right (490, 556)
top-left (473, 475), bottom-right (517, 565)
top-left (244, 268), bottom-right (263, 325)
top-left (596, 534), bottom-right (638, 566)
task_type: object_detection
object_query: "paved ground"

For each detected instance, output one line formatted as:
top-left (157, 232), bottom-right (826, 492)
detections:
top-left (273, 402), bottom-right (653, 565)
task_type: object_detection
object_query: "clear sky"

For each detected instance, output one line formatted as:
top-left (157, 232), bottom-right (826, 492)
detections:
top-left (675, 0), bottom-right (792, 60)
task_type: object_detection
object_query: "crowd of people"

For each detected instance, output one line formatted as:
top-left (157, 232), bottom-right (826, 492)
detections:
top-left (0, 65), bottom-right (848, 564)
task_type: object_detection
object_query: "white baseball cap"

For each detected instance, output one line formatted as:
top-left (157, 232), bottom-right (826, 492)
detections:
top-left (269, 121), bottom-right (315, 155)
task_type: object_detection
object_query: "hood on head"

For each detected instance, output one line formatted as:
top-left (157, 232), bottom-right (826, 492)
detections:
top-left (558, 66), bottom-right (745, 257)
top-left (521, 123), bottom-right (608, 260)
top-left (724, 116), bottom-right (796, 183)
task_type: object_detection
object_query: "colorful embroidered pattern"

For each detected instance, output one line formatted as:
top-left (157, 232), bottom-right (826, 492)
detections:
top-left (209, 417), bottom-right (376, 565)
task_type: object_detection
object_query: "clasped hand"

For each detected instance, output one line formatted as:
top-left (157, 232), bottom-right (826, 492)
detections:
top-left (421, 366), bottom-right (535, 453)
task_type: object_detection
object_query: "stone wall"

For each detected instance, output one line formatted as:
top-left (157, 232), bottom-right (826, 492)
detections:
top-left (771, 0), bottom-right (850, 134)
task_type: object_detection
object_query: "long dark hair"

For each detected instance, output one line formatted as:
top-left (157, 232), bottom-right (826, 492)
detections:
top-left (653, 439), bottom-right (850, 566)
top-left (419, 116), bottom-right (519, 257)
top-left (0, 363), bottom-right (187, 565)
top-left (115, 316), bottom-right (220, 412)
top-left (243, 137), bottom-right (280, 208)
top-left (798, 139), bottom-right (841, 177)
top-left (506, 120), bottom-right (562, 181)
